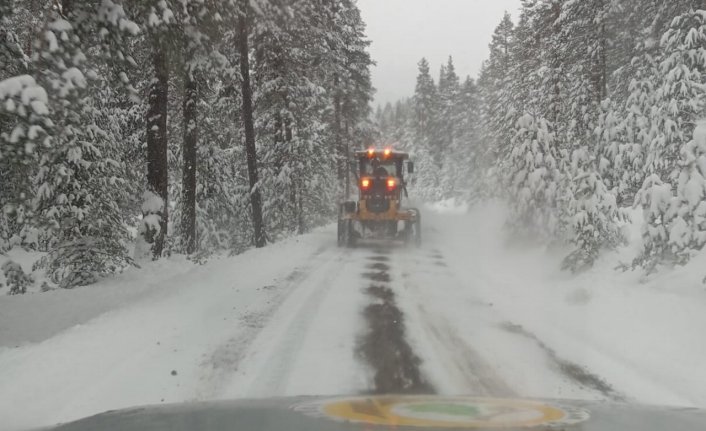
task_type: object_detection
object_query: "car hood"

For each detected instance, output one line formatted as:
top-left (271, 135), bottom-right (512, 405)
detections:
top-left (45, 395), bottom-right (706, 431)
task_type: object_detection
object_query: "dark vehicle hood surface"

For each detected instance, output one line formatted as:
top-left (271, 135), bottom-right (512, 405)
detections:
top-left (46, 395), bottom-right (706, 431)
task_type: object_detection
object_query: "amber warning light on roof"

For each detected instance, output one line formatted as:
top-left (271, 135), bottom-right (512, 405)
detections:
top-left (366, 147), bottom-right (394, 158)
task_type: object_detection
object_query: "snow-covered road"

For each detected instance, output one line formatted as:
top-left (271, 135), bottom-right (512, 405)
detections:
top-left (2, 203), bottom-right (706, 430)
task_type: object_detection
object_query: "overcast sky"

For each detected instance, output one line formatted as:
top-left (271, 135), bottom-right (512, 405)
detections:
top-left (357, 0), bottom-right (522, 107)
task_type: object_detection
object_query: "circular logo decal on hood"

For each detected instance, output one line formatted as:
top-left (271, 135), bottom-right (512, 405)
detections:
top-left (298, 396), bottom-right (589, 428)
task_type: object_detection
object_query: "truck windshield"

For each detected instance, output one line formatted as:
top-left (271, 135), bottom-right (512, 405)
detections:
top-left (362, 160), bottom-right (397, 177)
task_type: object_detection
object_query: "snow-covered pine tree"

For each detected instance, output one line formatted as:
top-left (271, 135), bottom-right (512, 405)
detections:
top-left (669, 121), bottom-right (706, 264)
top-left (377, 99), bottom-right (413, 152)
top-left (375, 105), bottom-right (386, 141)
top-left (648, 3), bottom-right (706, 181)
top-left (478, 13), bottom-right (519, 203)
top-left (1, 260), bottom-right (33, 295)
top-left (506, 113), bottom-right (561, 240)
top-left (634, 4), bottom-right (706, 271)
top-left (1, 0), bottom-right (376, 287)
top-left (561, 146), bottom-right (625, 271)
top-left (616, 40), bottom-right (658, 203)
top-left (0, 75), bottom-right (48, 252)
top-left (163, 0), bottom-right (230, 256)
top-left (30, 1), bottom-right (139, 287)
top-left (504, 5), bottom-right (536, 118)
top-left (556, 0), bottom-right (625, 270)
top-left (252, 0), bottom-right (328, 237)
top-left (611, 1), bottom-right (692, 206)
top-left (0, 0), bottom-right (35, 251)
top-left (610, 0), bottom-right (658, 100)
top-left (484, 4), bottom-right (549, 196)
top-left (131, 0), bottom-right (178, 260)
top-left (391, 100), bottom-right (412, 147)
top-left (632, 174), bottom-right (677, 274)
top-left (331, 0), bottom-right (375, 198)
top-left (410, 58), bottom-right (441, 201)
top-left (176, 0), bottom-right (254, 256)
top-left (437, 57), bottom-right (462, 198)
top-left (478, 12), bottom-right (515, 161)
top-left (177, 2), bottom-right (203, 255)
top-left (452, 76), bottom-right (483, 201)
top-left (237, 0), bottom-right (269, 247)
top-left (0, 1), bottom-right (28, 79)
top-left (312, 0), bottom-right (373, 225)
top-left (469, 0), bottom-right (706, 272)
top-left (494, 1), bottom-right (566, 243)
top-left (595, 99), bottom-right (626, 199)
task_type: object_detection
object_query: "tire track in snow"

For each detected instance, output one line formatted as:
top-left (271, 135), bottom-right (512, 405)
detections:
top-left (400, 278), bottom-right (516, 396)
top-left (392, 246), bottom-right (516, 397)
top-left (418, 302), bottom-right (515, 397)
top-left (415, 213), bottom-right (625, 402)
top-left (424, 210), bottom-right (627, 402)
top-left (499, 321), bottom-right (625, 402)
top-left (216, 245), bottom-right (362, 398)
top-left (194, 245), bottom-right (332, 399)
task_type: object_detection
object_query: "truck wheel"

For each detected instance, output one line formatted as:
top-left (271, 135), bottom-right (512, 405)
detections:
top-left (337, 220), bottom-right (344, 247)
top-left (345, 220), bottom-right (357, 248)
top-left (403, 220), bottom-right (413, 245)
top-left (411, 209), bottom-right (422, 247)
top-left (388, 221), bottom-right (398, 237)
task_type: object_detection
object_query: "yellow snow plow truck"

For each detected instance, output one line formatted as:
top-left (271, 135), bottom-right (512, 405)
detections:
top-left (338, 148), bottom-right (421, 247)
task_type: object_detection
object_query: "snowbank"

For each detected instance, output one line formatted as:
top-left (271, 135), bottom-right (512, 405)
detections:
top-left (434, 201), bottom-right (706, 407)
top-left (0, 252), bottom-right (196, 347)
top-left (424, 198), bottom-right (469, 215)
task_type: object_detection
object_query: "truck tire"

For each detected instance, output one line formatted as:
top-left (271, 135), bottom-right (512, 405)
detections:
top-left (408, 208), bottom-right (421, 247)
top-left (337, 219), bottom-right (345, 247)
top-left (414, 213), bottom-right (422, 247)
top-left (345, 219), bottom-right (356, 248)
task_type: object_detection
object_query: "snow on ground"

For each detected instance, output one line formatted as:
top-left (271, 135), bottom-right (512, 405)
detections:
top-left (1, 203), bottom-right (706, 430)
top-left (390, 243), bottom-right (604, 402)
top-left (220, 245), bottom-right (369, 399)
top-left (0, 253), bottom-right (195, 347)
top-left (0, 227), bottom-right (366, 430)
top-left (423, 201), bottom-right (706, 407)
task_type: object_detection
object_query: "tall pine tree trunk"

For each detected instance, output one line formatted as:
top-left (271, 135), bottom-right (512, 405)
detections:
top-left (297, 184), bottom-right (304, 235)
top-left (284, 115), bottom-right (302, 233)
top-left (238, 9), bottom-right (266, 248)
top-left (274, 112), bottom-right (284, 148)
top-left (344, 116), bottom-right (350, 197)
top-left (597, 20), bottom-right (608, 101)
top-left (550, 0), bottom-right (562, 125)
top-left (333, 75), bottom-right (344, 198)
top-left (182, 70), bottom-right (197, 254)
top-left (60, 0), bottom-right (72, 16)
top-left (284, 115), bottom-right (292, 143)
top-left (145, 34), bottom-right (169, 259)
